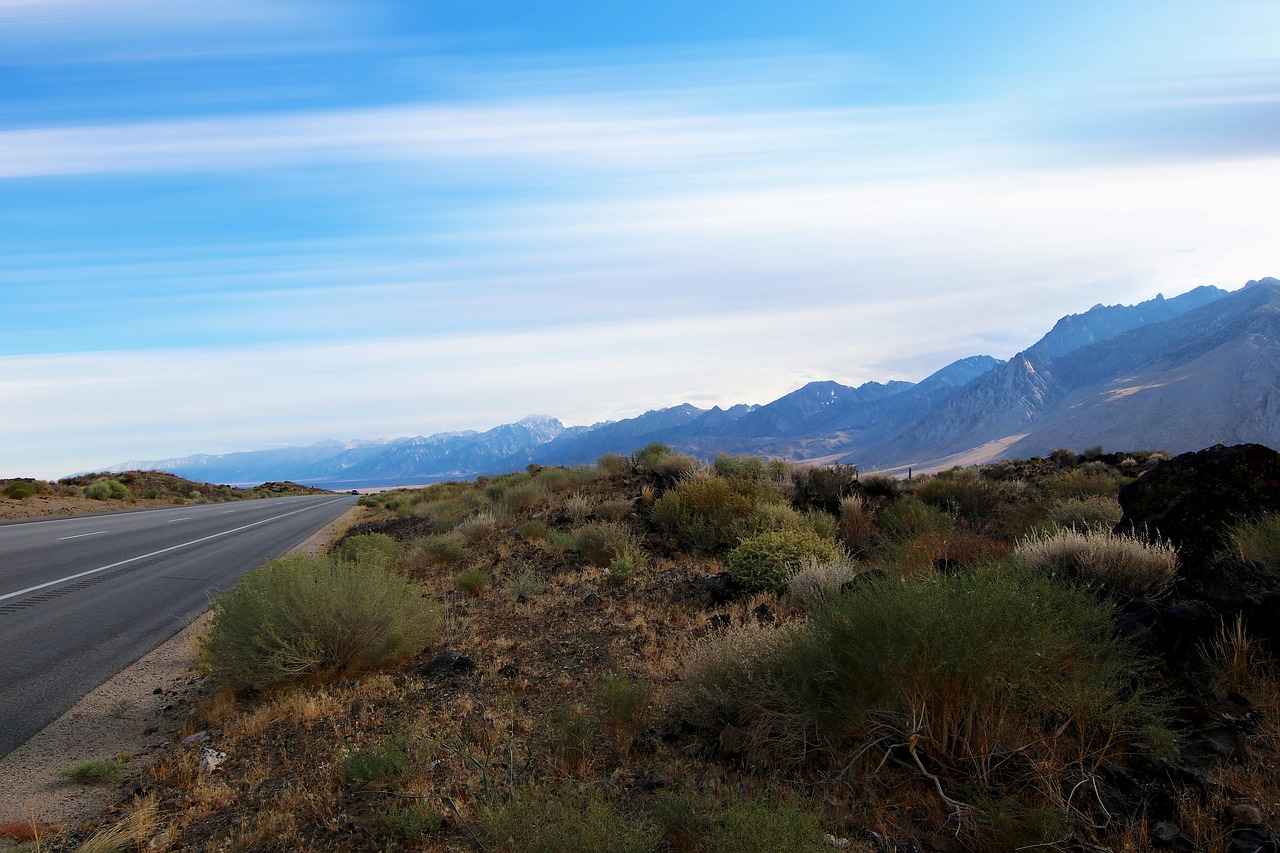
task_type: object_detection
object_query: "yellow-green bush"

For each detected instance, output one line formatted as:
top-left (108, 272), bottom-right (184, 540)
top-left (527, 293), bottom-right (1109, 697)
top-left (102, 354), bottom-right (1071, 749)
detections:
top-left (199, 554), bottom-right (440, 690)
top-left (726, 527), bottom-right (841, 593)
top-left (649, 475), bottom-right (756, 553)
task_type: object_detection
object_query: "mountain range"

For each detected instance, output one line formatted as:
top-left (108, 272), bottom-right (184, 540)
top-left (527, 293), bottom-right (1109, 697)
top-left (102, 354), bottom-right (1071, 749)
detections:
top-left (106, 278), bottom-right (1280, 488)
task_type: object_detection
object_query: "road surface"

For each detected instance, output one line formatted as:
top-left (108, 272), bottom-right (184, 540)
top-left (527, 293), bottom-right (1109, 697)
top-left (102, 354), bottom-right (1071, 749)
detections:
top-left (0, 495), bottom-right (358, 758)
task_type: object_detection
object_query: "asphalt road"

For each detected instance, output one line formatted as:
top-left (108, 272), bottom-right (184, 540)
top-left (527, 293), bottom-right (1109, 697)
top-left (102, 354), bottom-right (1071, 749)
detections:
top-left (0, 495), bottom-right (358, 759)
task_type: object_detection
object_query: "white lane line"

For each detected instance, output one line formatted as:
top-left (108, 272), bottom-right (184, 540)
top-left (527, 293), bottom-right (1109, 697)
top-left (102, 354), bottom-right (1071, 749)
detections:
top-left (220, 510), bottom-right (236, 514)
top-left (166, 517), bottom-right (192, 523)
top-left (57, 531), bottom-right (108, 541)
top-left (0, 498), bottom-right (347, 603)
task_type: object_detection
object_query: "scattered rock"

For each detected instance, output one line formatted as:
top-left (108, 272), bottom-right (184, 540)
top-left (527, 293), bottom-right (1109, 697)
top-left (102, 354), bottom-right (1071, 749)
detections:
top-left (424, 649), bottom-right (476, 675)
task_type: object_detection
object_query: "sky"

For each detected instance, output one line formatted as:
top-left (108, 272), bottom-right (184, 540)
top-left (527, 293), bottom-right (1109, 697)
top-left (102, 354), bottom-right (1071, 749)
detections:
top-left (2, 1), bottom-right (1279, 479)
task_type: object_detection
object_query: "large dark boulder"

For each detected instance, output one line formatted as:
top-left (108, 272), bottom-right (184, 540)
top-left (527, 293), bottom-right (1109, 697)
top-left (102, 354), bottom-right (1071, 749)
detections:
top-left (1116, 444), bottom-right (1280, 573)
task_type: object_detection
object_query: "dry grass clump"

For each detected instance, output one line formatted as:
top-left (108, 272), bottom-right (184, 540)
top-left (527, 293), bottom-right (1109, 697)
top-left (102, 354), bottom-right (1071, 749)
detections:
top-left (1017, 527), bottom-right (1178, 598)
top-left (1204, 613), bottom-right (1272, 691)
top-left (76, 795), bottom-right (159, 853)
top-left (454, 510), bottom-right (500, 545)
top-left (786, 557), bottom-right (857, 611)
top-left (1043, 494), bottom-right (1123, 531)
top-left (1223, 511), bottom-right (1280, 570)
top-left (572, 520), bottom-right (640, 567)
top-left (198, 553), bottom-right (441, 689)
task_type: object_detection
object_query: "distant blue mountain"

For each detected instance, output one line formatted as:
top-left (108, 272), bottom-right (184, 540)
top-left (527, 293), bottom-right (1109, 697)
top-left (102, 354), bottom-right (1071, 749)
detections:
top-left (105, 280), bottom-right (1278, 486)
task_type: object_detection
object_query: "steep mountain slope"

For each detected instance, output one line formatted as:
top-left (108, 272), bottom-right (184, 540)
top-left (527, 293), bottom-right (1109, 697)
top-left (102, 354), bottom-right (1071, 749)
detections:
top-left (1026, 284), bottom-right (1229, 357)
top-left (859, 281), bottom-right (1280, 470)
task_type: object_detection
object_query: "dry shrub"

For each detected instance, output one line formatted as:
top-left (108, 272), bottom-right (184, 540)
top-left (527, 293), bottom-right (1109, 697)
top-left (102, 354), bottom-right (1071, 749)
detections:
top-left (454, 511), bottom-right (499, 545)
top-left (680, 623), bottom-right (815, 769)
top-left (596, 671), bottom-right (652, 755)
top-left (76, 794), bottom-right (159, 853)
top-left (198, 554), bottom-right (441, 690)
top-left (1016, 528), bottom-right (1177, 598)
top-left (786, 557), bottom-right (857, 612)
top-left (837, 493), bottom-right (876, 555)
top-left (1204, 613), bottom-right (1271, 691)
top-left (572, 520), bottom-right (638, 567)
top-left (596, 498), bottom-right (635, 522)
top-left (563, 492), bottom-right (595, 524)
top-left (787, 463), bottom-right (858, 513)
top-left (1043, 495), bottom-right (1123, 531)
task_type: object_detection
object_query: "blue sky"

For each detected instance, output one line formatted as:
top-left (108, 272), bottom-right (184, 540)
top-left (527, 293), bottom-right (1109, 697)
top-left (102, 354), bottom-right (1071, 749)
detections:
top-left (3, 0), bottom-right (1278, 478)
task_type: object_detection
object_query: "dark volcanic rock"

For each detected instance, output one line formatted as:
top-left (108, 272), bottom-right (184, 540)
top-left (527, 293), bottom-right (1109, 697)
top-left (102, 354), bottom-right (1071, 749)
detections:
top-left (1116, 444), bottom-right (1280, 572)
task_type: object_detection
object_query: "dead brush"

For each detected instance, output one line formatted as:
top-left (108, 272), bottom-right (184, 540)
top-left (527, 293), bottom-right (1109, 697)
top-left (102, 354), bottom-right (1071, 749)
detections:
top-left (596, 671), bottom-right (653, 756)
top-left (75, 794), bottom-right (160, 853)
top-left (1016, 527), bottom-right (1178, 599)
top-left (1203, 613), bottom-right (1271, 691)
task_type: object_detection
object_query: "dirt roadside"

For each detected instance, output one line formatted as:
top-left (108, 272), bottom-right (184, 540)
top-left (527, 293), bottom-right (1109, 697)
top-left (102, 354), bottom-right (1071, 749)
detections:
top-left (0, 506), bottom-right (364, 842)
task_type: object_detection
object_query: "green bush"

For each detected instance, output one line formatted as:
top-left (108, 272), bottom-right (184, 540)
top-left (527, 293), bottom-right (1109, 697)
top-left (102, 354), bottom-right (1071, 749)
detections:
top-left (595, 452), bottom-right (632, 477)
top-left (198, 554), bottom-right (441, 690)
top-left (633, 443), bottom-right (698, 489)
top-left (876, 496), bottom-right (954, 542)
top-left (58, 758), bottom-right (125, 785)
top-left (332, 533), bottom-right (403, 569)
top-left (409, 534), bottom-right (468, 566)
top-left (341, 734), bottom-right (412, 786)
top-left (649, 475), bottom-right (757, 553)
top-left (683, 569), bottom-right (1170, 819)
top-left (726, 528), bottom-right (841, 593)
top-left (2, 482), bottom-right (37, 500)
top-left (380, 802), bottom-right (442, 841)
top-left (711, 453), bottom-right (771, 482)
top-left (478, 787), bottom-right (650, 853)
top-left (455, 569), bottom-right (490, 596)
top-left (1016, 528), bottom-right (1177, 598)
top-left (708, 798), bottom-right (828, 853)
top-left (787, 571), bottom-right (1168, 773)
top-left (83, 480), bottom-right (129, 501)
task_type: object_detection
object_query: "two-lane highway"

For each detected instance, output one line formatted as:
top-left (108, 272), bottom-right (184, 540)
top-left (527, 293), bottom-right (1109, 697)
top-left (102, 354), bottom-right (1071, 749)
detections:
top-left (0, 495), bottom-right (357, 758)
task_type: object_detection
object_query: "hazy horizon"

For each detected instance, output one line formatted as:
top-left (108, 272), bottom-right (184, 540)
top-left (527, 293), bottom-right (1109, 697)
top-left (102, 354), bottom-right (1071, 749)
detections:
top-left (4, 1), bottom-right (1279, 479)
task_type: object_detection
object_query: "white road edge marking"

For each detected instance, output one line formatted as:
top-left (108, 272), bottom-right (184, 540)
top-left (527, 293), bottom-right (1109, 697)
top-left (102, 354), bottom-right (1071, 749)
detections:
top-left (0, 498), bottom-right (347, 603)
top-left (57, 531), bottom-right (108, 541)
top-left (166, 517), bottom-right (192, 523)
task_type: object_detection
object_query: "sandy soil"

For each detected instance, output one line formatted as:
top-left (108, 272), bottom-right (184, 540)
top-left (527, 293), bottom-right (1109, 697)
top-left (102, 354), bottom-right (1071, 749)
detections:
top-left (0, 506), bottom-right (363, 844)
top-left (0, 495), bottom-right (176, 523)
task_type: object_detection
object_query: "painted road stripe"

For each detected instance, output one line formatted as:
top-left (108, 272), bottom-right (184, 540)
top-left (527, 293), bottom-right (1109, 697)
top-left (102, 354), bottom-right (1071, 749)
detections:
top-left (57, 531), bottom-right (108, 541)
top-left (0, 499), bottom-right (346, 603)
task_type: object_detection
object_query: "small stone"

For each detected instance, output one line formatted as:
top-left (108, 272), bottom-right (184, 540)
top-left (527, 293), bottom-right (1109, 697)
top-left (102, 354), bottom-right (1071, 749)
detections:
top-left (181, 730), bottom-right (210, 746)
top-left (1152, 821), bottom-right (1181, 844)
top-left (1228, 803), bottom-right (1263, 826)
top-left (200, 747), bottom-right (226, 772)
top-left (582, 593), bottom-right (602, 605)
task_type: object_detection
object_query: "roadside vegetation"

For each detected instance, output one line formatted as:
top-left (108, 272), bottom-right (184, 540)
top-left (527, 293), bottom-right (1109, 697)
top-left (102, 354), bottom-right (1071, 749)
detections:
top-left (46, 448), bottom-right (1280, 852)
top-left (0, 470), bottom-right (330, 513)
